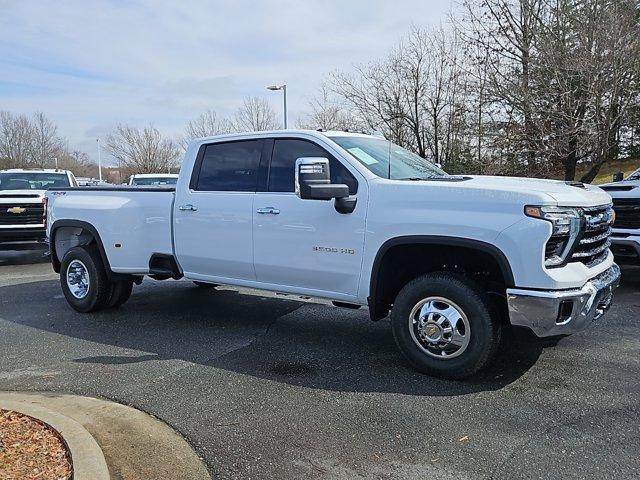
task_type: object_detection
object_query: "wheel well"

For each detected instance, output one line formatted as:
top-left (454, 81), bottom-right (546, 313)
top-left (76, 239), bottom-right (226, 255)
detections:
top-left (50, 221), bottom-right (111, 275)
top-left (369, 239), bottom-right (513, 321)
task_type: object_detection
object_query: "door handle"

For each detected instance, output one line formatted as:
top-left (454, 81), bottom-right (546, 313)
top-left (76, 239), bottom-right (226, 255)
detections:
top-left (256, 207), bottom-right (280, 215)
top-left (179, 204), bottom-right (198, 212)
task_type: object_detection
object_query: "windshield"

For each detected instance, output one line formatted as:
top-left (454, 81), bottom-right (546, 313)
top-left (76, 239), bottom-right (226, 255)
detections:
top-left (331, 136), bottom-right (447, 180)
top-left (131, 177), bottom-right (177, 186)
top-left (0, 172), bottom-right (70, 190)
top-left (628, 168), bottom-right (640, 181)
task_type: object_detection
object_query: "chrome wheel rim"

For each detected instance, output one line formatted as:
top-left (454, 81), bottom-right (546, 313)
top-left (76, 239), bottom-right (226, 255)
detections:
top-left (66, 260), bottom-right (90, 299)
top-left (408, 296), bottom-right (471, 359)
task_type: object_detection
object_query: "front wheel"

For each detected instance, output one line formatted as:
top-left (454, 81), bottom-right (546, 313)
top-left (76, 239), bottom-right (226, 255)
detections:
top-left (391, 272), bottom-right (501, 379)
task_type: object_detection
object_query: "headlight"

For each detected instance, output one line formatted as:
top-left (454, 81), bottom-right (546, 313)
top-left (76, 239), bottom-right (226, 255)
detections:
top-left (525, 206), bottom-right (584, 267)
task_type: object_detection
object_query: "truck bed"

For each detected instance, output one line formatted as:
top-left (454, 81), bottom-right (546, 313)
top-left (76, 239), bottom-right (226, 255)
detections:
top-left (46, 187), bottom-right (175, 273)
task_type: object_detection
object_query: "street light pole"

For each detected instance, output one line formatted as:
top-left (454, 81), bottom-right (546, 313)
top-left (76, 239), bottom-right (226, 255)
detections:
top-left (282, 84), bottom-right (287, 129)
top-left (267, 84), bottom-right (287, 129)
top-left (96, 138), bottom-right (103, 182)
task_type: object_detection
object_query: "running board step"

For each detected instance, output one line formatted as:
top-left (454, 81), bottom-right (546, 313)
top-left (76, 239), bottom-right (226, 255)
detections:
top-left (332, 301), bottom-right (362, 310)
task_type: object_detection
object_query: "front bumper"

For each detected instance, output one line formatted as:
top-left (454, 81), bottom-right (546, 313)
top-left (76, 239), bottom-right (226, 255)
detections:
top-left (506, 264), bottom-right (621, 337)
top-left (610, 234), bottom-right (640, 265)
top-left (0, 227), bottom-right (47, 247)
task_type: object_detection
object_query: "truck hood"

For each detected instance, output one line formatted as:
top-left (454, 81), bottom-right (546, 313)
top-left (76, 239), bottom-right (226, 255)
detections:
top-left (597, 179), bottom-right (639, 199)
top-left (0, 190), bottom-right (46, 200)
top-left (598, 179), bottom-right (639, 189)
top-left (464, 175), bottom-right (612, 207)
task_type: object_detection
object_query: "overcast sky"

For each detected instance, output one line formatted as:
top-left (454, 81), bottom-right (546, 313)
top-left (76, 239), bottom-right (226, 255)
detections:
top-left (0, 0), bottom-right (453, 164)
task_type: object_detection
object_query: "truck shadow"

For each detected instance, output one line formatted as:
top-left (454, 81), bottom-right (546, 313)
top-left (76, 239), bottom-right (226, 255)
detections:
top-left (0, 279), bottom-right (549, 396)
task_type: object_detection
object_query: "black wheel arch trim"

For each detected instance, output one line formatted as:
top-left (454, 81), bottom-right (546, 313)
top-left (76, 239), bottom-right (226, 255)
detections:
top-left (367, 235), bottom-right (515, 321)
top-left (49, 219), bottom-right (114, 277)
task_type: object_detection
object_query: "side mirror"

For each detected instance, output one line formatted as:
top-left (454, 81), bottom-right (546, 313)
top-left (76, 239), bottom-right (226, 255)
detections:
top-left (612, 171), bottom-right (624, 182)
top-left (295, 157), bottom-right (349, 200)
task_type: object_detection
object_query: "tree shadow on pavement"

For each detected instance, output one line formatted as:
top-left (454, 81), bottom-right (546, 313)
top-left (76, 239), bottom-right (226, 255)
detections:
top-left (0, 279), bottom-right (548, 396)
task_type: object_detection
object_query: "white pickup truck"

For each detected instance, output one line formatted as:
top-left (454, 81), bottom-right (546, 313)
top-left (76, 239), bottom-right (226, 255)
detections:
top-left (599, 167), bottom-right (640, 265)
top-left (1, 168), bottom-right (77, 248)
top-left (45, 130), bottom-right (620, 378)
top-left (128, 173), bottom-right (179, 186)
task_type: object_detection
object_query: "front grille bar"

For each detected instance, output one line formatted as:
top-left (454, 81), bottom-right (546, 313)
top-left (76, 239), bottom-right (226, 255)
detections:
top-left (579, 228), bottom-right (612, 244)
top-left (572, 239), bottom-right (611, 258)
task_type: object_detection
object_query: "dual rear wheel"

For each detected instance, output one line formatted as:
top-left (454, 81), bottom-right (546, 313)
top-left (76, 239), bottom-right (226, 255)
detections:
top-left (60, 246), bottom-right (133, 313)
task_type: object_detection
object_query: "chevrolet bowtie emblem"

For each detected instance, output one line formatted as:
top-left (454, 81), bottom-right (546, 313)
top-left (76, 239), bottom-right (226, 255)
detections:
top-left (7, 206), bottom-right (26, 214)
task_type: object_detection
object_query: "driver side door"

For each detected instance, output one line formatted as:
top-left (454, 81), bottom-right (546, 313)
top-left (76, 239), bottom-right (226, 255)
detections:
top-left (252, 137), bottom-right (367, 300)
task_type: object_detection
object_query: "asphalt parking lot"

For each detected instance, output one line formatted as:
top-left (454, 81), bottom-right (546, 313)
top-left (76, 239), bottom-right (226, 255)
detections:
top-left (0, 247), bottom-right (639, 479)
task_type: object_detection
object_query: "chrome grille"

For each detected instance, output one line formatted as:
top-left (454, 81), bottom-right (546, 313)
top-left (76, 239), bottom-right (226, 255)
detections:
top-left (570, 205), bottom-right (613, 268)
top-left (0, 203), bottom-right (44, 225)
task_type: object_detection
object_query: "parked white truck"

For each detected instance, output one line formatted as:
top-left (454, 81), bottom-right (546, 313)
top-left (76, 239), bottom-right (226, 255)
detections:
top-left (599, 167), bottom-right (640, 265)
top-left (1, 169), bottom-right (77, 248)
top-left (45, 130), bottom-right (620, 378)
top-left (128, 173), bottom-right (179, 186)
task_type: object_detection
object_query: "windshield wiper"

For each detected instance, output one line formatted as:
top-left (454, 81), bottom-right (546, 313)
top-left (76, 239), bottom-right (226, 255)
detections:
top-left (399, 174), bottom-right (447, 181)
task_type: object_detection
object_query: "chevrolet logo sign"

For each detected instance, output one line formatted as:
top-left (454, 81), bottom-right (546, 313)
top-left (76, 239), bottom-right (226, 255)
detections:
top-left (7, 206), bottom-right (26, 214)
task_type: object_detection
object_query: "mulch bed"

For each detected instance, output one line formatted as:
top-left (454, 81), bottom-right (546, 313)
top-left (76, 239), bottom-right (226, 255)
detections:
top-left (0, 409), bottom-right (72, 480)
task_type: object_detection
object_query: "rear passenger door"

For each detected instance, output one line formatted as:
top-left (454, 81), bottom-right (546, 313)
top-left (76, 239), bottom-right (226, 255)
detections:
top-left (252, 137), bottom-right (367, 299)
top-left (174, 139), bottom-right (266, 282)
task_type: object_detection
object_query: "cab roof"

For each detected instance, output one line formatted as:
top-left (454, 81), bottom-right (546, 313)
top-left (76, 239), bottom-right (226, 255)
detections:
top-left (193, 129), bottom-right (380, 144)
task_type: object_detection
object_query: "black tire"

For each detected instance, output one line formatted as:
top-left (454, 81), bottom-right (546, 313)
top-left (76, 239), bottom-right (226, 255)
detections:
top-left (105, 279), bottom-right (133, 309)
top-left (193, 281), bottom-right (217, 288)
top-left (60, 245), bottom-right (111, 313)
top-left (391, 272), bottom-right (501, 379)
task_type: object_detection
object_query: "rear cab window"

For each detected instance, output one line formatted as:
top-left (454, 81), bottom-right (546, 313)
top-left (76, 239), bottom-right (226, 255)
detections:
top-left (192, 140), bottom-right (264, 192)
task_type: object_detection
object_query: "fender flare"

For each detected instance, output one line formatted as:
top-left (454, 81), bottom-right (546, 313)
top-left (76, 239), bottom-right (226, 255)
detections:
top-left (367, 235), bottom-right (515, 321)
top-left (49, 219), bottom-right (113, 275)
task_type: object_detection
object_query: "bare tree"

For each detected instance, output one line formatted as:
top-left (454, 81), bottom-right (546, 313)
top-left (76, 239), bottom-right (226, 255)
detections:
top-left (297, 83), bottom-right (365, 131)
top-left (460, 0), bottom-right (548, 175)
top-left (459, 0), bottom-right (640, 180)
top-left (331, 56), bottom-right (410, 148)
top-left (0, 111), bottom-right (32, 168)
top-left (0, 111), bottom-right (64, 169)
top-left (181, 109), bottom-right (234, 149)
top-left (30, 112), bottom-right (65, 168)
top-left (104, 124), bottom-right (181, 174)
top-left (331, 26), bottom-right (468, 167)
top-left (577, 0), bottom-right (640, 182)
top-left (55, 150), bottom-right (97, 177)
top-left (233, 96), bottom-right (279, 132)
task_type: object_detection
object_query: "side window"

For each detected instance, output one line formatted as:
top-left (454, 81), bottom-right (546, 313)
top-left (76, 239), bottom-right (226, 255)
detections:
top-left (269, 139), bottom-right (358, 194)
top-left (195, 140), bottom-right (262, 192)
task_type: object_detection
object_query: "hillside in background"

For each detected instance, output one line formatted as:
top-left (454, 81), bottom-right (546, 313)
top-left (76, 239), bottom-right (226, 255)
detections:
top-left (578, 158), bottom-right (640, 185)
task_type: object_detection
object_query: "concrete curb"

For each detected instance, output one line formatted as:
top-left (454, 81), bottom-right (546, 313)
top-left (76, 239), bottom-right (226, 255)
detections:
top-left (0, 394), bottom-right (109, 480)
top-left (0, 391), bottom-right (211, 480)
